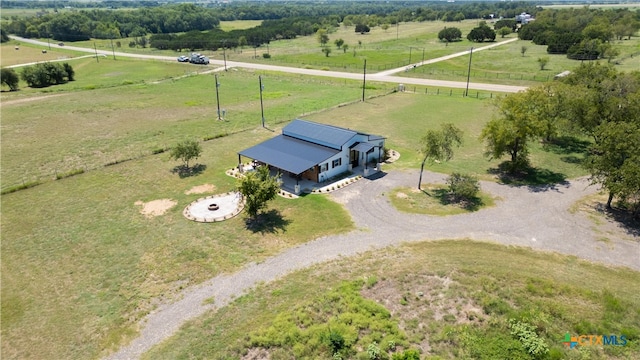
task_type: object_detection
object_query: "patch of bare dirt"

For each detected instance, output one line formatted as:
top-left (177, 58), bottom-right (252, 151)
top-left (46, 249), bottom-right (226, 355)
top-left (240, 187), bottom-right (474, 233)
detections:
top-left (241, 347), bottom-right (271, 360)
top-left (0, 93), bottom-right (67, 107)
top-left (185, 184), bottom-right (216, 195)
top-left (135, 199), bottom-right (177, 218)
top-left (396, 192), bottom-right (408, 199)
top-left (385, 149), bottom-right (401, 163)
top-left (361, 273), bottom-right (483, 355)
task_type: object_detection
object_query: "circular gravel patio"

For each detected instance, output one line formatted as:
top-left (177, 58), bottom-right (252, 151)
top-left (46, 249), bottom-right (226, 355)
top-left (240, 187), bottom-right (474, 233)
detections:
top-left (183, 192), bottom-right (244, 222)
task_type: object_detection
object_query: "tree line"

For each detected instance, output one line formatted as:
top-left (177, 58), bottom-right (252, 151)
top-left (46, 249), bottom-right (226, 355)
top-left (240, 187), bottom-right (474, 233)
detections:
top-left (2, 1), bottom-right (538, 47)
top-left (480, 63), bottom-right (640, 217)
top-left (518, 7), bottom-right (640, 61)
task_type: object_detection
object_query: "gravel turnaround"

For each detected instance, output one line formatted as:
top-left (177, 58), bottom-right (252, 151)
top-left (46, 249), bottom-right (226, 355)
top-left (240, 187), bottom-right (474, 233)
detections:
top-left (105, 170), bottom-right (639, 360)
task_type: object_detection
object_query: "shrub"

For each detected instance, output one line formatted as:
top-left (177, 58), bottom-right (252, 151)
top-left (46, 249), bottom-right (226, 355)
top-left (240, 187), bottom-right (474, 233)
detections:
top-left (262, 53), bottom-right (271, 58)
top-left (446, 173), bottom-right (480, 201)
top-left (508, 319), bottom-right (549, 357)
top-left (55, 168), bottom-right (85, 180)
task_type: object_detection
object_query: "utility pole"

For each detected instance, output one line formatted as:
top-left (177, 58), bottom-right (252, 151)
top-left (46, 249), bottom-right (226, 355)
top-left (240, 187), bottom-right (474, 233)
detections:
top-left (223, 40), bottom-right (227, 71)
top-left (215, 74), bottom-right (222, 120)
top-left (259, 75), bottom-right (265, 127)
top-left (93, 42), bottom-right (99, 63)
top-left (465, 47), bottom-right (474, 97)
top-left (362, 59), bottom-right (367, 102)
top-left (110, 38), bottom-right (116, 60)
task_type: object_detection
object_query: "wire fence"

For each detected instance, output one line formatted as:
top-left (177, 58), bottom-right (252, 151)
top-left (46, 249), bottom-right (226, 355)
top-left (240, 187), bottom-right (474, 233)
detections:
top-left (278, 59), bottom-right (551, 82)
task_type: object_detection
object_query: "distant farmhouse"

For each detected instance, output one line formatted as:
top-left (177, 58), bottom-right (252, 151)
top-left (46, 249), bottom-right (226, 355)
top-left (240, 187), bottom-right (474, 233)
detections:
top-left (516, 12), bottom-right (534, 25)
top-left (238, 119), bottom-right (385, 186)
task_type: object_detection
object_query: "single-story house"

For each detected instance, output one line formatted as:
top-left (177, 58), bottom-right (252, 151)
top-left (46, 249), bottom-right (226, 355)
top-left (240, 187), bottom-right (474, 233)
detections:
top-left (238, 119), bottom-right (385, 185)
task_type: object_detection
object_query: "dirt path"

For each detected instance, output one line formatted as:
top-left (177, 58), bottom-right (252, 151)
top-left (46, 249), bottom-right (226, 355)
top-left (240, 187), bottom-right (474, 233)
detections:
top-left (105, 169), bottom-right (639, 360)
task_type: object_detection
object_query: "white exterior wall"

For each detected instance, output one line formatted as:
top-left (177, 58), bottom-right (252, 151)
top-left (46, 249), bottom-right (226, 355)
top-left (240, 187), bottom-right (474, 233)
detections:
top-left (318, 152), bottom-right (350, 182)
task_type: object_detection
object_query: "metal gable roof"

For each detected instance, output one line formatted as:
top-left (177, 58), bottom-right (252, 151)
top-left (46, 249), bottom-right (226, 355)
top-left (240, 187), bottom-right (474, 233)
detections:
top-left (238, 135), bottom-right (339, 175)
top-left (283, 119), bottom-right (357, 150)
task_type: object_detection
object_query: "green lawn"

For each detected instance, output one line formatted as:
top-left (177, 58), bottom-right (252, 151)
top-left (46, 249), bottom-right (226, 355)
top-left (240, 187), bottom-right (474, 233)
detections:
top-left (390, 185), bottom-right (497, 215)
top-left (304, 93), bottom-right (590, 182)
top-left (1, 59), bottom-right (394, 191)
top-left (0, 20), bottom-right (614, 360)
top-left (142, 240), bottom-right (640, 359)
top-left (1, 129), bottom-right (354, 359)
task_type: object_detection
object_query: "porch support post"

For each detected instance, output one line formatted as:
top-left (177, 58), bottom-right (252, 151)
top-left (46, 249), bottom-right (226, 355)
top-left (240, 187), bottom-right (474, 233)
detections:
top-left (238, 154), bottom-right (243, 173)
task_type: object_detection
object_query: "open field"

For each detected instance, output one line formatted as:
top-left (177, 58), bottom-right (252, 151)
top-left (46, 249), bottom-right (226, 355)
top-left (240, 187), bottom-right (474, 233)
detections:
top-left (406, 37), bottom-right (640, 83)
top-left (0, 57), bottom-right (395, 191)
top-left (142, 240), bottom-right (640, 359)
top-left (2, 18), bottom-right (635, 360)
top-left (218, 20), bottom-right (263, 31)
top-left (0, 122), bottom-right (355, 360)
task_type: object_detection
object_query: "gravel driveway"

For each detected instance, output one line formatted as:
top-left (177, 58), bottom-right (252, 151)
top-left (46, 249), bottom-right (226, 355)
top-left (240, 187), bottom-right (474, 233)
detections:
top-left (106, 169), bottom-right (639, 360)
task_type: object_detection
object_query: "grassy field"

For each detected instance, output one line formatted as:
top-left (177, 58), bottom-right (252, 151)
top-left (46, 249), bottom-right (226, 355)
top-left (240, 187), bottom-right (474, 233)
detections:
top-left (304, 93), bottom-right (590, 182)
top-left (390, 185), bottom-right (497, 215)
top-left (0, 56), bottom-right (395, 191)
top-left (405, 37), bottom-right (640, 84)
top-left (0, 19), bottom-right (627, 360)
top-left (142, 240), bottom-right (640, 359)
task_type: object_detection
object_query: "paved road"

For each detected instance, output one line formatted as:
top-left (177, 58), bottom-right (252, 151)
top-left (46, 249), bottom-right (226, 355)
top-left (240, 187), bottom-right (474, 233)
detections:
top-left (105, 169), bottom-right (639, 360)
top-left (9, 36), bottom-right (526, 93)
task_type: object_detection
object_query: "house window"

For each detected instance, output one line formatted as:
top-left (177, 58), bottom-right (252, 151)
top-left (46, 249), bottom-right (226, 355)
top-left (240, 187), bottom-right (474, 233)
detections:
top-left (320, 163), bottom-right (328, 172)
top-left (332, 158), bottom-right (341, 168)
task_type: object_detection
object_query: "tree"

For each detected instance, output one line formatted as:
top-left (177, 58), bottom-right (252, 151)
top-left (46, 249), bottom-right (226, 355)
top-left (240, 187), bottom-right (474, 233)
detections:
top-left (520, 46), bottom-right (528, 57)
top-left (316, 29), bottom-right (329, 46)
top-left (585, 120), bottom-right (640, 214)
top-left (355, 23), bottom-right (370, 34)
top-left (321, 47), bottom-right (331, 57)
top-left (334, 38), bottom-right (344, 49)
top-left (237, 165), bottom-right (281, 219)
top-left (437, 27), bottom-right (462, 44)
top-left (1, 68), bottom-right (20, 91)
top-left (417, 124), bottom-right (463, 190)
top-left (537, 57), bottom-right (549, 70)
top-left (498, 26), bottom-right (512, 38)
top-left (170, 139), bottom-right (202, 169)
top-left (480, 91), bottom-right (546, 172)
top-left (467, 22), bottom-right (496, 43)
top-left (341, 43), bottom-right (349, 53)
top-left (381, 23), bottom-right (390, 32)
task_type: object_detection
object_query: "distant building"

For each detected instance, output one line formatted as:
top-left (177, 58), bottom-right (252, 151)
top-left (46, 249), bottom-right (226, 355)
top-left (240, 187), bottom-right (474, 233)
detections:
top-left (516, 12), bottom-right (534, 25)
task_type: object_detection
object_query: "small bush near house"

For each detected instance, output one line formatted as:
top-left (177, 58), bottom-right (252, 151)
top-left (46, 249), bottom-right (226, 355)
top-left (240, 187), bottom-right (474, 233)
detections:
top-left (446, 173), bottom-right (480, 202)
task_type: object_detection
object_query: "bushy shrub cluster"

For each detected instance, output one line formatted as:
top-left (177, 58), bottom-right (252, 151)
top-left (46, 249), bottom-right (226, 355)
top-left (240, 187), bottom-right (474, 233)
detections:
top-left (20, 62), bottom-right (74, 88)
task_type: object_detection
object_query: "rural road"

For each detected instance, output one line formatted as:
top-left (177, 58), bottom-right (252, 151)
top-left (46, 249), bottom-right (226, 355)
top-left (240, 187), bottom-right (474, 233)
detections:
top-left (9, 35), bottom-right (526, 93)
top-left (105, 170), bottom-right (639, 360)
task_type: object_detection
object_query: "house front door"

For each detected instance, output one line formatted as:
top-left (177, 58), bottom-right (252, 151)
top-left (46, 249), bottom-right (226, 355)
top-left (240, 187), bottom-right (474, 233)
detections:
top-left (350, 149), bottom-right (359, 167)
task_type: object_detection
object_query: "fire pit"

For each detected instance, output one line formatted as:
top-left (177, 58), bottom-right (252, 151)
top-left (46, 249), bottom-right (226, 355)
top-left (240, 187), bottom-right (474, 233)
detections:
top-left (208, 203), bottom-right (219, 211)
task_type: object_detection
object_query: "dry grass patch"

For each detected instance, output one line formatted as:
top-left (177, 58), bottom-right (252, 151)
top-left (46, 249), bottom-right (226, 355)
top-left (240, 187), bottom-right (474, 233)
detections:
top-left (570, 192), bottom-right (639, 243)
top-left (134, 199), bottom-right (177, 218)
top-left (185, 184), bottom-right (216, 195)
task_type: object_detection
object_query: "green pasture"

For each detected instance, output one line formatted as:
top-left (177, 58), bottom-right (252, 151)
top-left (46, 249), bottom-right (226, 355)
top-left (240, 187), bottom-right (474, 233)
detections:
top-left (304, 93), bottom-right (590, 182)
top-left (217, 20), bottom-right (483, 72)
top-left (1, 125), bottom-right (354, 360)
top-left (143, 240), bottom-right (640, 359)
top-left (218, 20), bottom-right (263, 31)
top-left (403, 37), bottom-right (640, 85)
top-left (0, 24), bottom-right (605, 360)
top-left (1, 60), bottom-right (394, 190)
